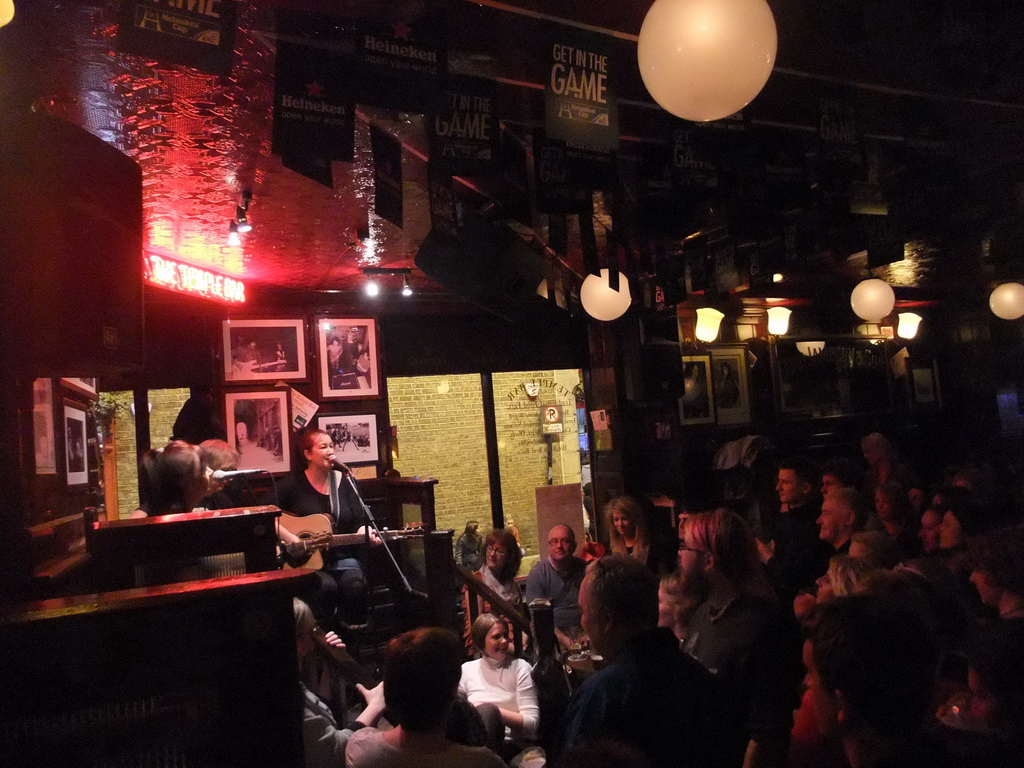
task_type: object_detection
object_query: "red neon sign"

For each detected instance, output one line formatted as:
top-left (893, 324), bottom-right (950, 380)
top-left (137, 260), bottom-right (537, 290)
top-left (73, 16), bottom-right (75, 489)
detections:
top-left (144, 252), bottom-right (246, 304)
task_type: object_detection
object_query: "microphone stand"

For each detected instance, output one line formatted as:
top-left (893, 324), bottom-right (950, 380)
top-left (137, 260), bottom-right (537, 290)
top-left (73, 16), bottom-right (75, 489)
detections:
top-left (340, 469), bottom-right (413, 595)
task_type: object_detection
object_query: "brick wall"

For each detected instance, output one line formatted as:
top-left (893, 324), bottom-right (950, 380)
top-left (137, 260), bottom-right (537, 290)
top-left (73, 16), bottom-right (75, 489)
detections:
top-left (387, 375), bottom-right (492, 539)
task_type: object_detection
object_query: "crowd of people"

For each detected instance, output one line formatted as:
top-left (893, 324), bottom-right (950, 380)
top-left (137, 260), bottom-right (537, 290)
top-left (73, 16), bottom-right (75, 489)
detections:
top-left (133, 426), bottom-right (1024, 768)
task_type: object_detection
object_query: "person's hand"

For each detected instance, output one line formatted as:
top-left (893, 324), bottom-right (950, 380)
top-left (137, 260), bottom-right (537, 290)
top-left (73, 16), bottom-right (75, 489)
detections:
top-left (355, 682), bottom-right (386, 726)
top-left (323, 631), bottom-right (345, 648)
top-left (793, 592), bottom-right (816, 623)
top-left (756, 538), bottom-right (775, 564)
top-left (357, 525), bottom-right (382, 546)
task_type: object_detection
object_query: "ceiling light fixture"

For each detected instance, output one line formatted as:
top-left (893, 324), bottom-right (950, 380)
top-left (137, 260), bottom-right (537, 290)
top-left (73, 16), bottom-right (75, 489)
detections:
top-left (580, 269), bottom-right (632, 321)
top-left (637, 0), bottom-right (777, 122)
top-left (0, 0), bottom-right (13, 28)
top-left (236, 206), bottom-right (252, 233)
top-left (766, 305), bottom-right (792, 336)
top-left (850, 278), bottom-right (895, 322)
top-left (361, 267), bottom-right (413, 297)
top-left (695, 307), bottom-right (725, 342)
top-left (896, 312), bottom-right (922, 340)
top-left (989, 282), bottom-right (1024, 320)
top-left (364, 278), bottom-right (380, 297)
top-left (402, 275), bottom-right (413, 296)
top-left (227, 220), bottom-right (241, 246)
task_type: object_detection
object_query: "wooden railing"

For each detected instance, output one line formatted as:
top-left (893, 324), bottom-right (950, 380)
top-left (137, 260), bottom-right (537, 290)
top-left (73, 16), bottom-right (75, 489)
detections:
top-left (454, 564), bottom-right (533, 656)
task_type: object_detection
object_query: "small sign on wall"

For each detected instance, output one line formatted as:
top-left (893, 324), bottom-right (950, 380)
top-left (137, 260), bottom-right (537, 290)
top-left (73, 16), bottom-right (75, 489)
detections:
top-left (541, 404), bottom-right (564, 434)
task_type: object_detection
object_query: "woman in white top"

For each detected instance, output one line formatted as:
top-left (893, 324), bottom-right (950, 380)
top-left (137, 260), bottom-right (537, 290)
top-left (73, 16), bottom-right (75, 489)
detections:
top-left (459, 613), bottom-right (540, 750)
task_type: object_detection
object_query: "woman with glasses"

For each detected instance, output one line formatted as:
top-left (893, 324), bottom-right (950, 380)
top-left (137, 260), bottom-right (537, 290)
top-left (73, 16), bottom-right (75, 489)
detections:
top-left (462, 528), bottom-right (525, 651)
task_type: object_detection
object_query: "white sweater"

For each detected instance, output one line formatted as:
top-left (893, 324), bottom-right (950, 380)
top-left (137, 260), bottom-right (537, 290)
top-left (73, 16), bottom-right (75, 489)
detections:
top-left (458, 656), bottom-right (539, 739)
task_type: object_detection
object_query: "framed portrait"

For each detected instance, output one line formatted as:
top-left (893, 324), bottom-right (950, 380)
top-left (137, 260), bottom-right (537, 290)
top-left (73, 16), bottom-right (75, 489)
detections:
top-left (61, 377), bottom-right (98, 399)
top-left (222, 318), bottom-right (307, 383)
top-left (225, 391), bottom-right (291, 473)
top-left (34, 379), bottom-right (57, 474)
top-left (774, 338), bottom-right (892, 419)
top-left (316, 413), bottom-right (379, 465)
top-left (709, 346), bottom-right (751, 425)
top-left (678, 355), bottom-right (715, 426)
top-left (910, 360), bottom-right (941, 411)
top-left (64, 403), bottom-right (88, 485)
top-left (316, 318), bottom-right (381, 399)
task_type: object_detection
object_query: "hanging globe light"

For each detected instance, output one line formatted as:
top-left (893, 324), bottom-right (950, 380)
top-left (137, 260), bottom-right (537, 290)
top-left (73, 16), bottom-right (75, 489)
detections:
top-left (580, 269), bottom-right (631, 321)
top-left (989, 282), bottom-right (1024, 320)
top-left (0, 0), bottom-right (13, 29)
top-left (796, 341), bottom-right (825, 357)
top-left (850, 279), bottom-right (895, 322)
top-left (637, 0), bottom-right (777, 122)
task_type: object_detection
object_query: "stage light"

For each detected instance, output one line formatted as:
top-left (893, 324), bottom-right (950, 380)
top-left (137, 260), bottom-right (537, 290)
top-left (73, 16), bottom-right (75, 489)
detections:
top-left (402, 275), bottom-right (413, 296)
top-left (227, 220), bottom-right (241, 246)
top-left (236, 206), bottom-right (252, 233)
top-left (364, 278), bottom-right (380, 297)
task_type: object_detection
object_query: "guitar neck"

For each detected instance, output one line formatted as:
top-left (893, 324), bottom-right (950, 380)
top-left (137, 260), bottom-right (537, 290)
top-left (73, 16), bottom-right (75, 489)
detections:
top-left (326, 529), bottom-right (421, 548)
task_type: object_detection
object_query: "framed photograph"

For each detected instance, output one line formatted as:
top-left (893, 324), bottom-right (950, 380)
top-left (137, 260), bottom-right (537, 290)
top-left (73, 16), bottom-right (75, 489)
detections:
top-left (678, 355), bottom-right (715, 425)
top-left (910, 360), bottom-right (942, 411)
top-left (33, 379), bottom-right (57, 474)
top-left (64, 403), bottom-right (88, 485)
top-left (61, 377), bottom-right (98, 399)
top-left (222, 318), bottom-right (307, 383)
top-left (225, 391), bottom-right (291, 473)
top-left (316, 318), bottom-right (380, 399)
top-left (316, 413), bottom-right (379, 464)
top-left (709, 345), bottom-right (751, 425)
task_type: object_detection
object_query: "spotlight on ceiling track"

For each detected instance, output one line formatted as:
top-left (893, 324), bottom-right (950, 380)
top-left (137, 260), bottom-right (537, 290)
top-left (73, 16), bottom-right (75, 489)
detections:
top-left (402, 275), bottom-right (413, 296)
top-left (364, 279), bottom-right (380, 297)
top-left (227, 220), bottom-right (241, 246)
top-left (361, 267), bottom-right (414, 297)
top-left (236, 206), bottom-right (252, 233)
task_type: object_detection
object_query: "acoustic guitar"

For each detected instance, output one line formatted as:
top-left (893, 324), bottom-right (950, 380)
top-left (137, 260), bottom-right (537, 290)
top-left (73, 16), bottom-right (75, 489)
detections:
top-left (279, 512), bottom-right (424, 570)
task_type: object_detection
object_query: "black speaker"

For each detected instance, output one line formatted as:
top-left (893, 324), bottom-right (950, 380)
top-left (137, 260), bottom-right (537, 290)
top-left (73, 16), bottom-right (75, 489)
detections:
top-left (0, 112), bottom-right (144, 375)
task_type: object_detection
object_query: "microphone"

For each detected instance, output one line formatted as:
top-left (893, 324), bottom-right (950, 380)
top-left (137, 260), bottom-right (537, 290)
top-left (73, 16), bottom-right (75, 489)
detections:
top-left (212, 468), bottom-right (267, 481)
top-left (331, 459), bottom-right (352, 474)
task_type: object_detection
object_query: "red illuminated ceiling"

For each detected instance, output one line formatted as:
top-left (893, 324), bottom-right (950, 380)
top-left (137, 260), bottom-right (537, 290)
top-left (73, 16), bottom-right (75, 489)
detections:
top-left (17, 0), bottom-right (1024, 296)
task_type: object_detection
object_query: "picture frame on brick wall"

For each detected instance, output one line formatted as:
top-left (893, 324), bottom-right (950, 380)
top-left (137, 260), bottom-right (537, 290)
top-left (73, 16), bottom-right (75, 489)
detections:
top-left (316, 413), bottom-right (378, 465)
top-left (315, 317), bottom-right (381, 400)
top-left (225, 390), bottom-right (291, 473)
top-left (222, 318), bottom-right (307, 384)
top-left (64, 402), bottom-right (89, 485)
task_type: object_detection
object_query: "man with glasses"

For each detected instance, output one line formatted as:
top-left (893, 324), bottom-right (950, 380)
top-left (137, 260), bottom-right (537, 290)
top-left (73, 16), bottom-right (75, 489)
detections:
top-left (524, 524), bottom-right (587, 650)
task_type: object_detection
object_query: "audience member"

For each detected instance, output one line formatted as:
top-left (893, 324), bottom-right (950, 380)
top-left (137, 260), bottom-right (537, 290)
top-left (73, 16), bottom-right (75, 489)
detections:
top-left (817, 488), bottom-right (867, 556)
top-left (463, 528), bottom-right (526, 653)
top-left (460, 613), bottom-right (539, 754)
top-left (525, 524), bottom-right (587, 650)
top-left (130, 440), bottom-right (210, 518)
top-left (805, 593), bottom-right (950, 768)
top-left (682, 510), bottom-right (800, 768)
top-left (794, 554), bottom-right (874, 626)
top-left (867, 482), bottom-right (919, 559)
top-left (848, 531), bottom-right (901, 570)
top-left (603, 496), bottom-right (672, 574)
top-left (760, 457), bottom-right (832, 604)
top-left (456, 521), bottom-right (485, 572)
top-left (345, 628), bottom-right (506, 768)
top-left (196, 438), bottom-right (241, 510)
top-left (657, 562), bottom-right (708, 644)
top-left (918, 505), bottom-right (943, 555)
top-left (820, 457), bottom-right (864, 499)
top-left (557, 554), bottom-right (718, 768)
top-left (968, 526), bottom-right (1024, 622)
top-left (860, 432), bottom-right (924, 510)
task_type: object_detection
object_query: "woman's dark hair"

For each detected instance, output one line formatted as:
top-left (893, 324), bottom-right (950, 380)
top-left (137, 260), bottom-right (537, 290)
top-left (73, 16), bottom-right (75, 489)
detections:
top-left (484, 528), bottom-right (522, 582)
top-left (463, 520), bottom-right (480, 538)
top-left (295, 427), bottom-right (331, 469)
top-left (470, 613), bottom-right (509, 655)
top-left (970, 526), bottom-right (1024, 594)
top-left (383, 628), bottom-right (463, 732)
top-left (198, 438), bottom-right (239, 472)
top-left (138, 440), bottom-right (207, 515)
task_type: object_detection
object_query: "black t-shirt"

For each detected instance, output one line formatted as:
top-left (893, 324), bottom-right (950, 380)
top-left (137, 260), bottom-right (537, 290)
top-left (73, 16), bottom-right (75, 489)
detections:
top-left (266, 471), bottom-right (363, 562)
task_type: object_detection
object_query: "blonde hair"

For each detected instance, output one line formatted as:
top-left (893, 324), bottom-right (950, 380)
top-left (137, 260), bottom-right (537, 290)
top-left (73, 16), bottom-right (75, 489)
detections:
top-left (825, 554), bottom-right (872, 597)
top-left (604, 495), bottom-right (650, 564)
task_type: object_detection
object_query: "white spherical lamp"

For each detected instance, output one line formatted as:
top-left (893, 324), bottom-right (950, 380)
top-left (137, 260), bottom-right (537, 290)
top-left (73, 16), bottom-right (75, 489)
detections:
top-left (580, 269), bottom-right (631, 321)
top-left (0, 0), bottom-right (13, 29)
top-left (850, 279), bottom-right (895, 322)
top-left (989, 282), bottom-right (1024, 320)
top-left (796, 340), bottom-right (825, 357)
top-left (637, 0), bottom-right (778, 122)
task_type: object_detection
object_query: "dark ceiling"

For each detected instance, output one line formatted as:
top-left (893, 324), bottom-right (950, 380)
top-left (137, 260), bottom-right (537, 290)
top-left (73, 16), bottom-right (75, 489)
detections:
top-left (5, 0), bottom-right (1024, 300)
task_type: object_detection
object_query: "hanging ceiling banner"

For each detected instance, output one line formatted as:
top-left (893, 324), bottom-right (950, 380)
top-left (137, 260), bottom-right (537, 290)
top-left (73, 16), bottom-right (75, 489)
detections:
top-left (272, 40), bottom-right (355, 167)
top-left (429, 75), bottom-right (499, 176)
top-left (355, 17), bottom-right (446, 113)
top-left (117, 0), bottom-right (238, 75)
top-left (371, 125), bottom-right (404, 228)
top-left (427, 165), bottom-right (462, 241)
top-left (545, 29), bottom-right (619, 152)
top-left (534, 130), bottom-right (594, 214)
top-left (281, 155), bottom-right (333, 189)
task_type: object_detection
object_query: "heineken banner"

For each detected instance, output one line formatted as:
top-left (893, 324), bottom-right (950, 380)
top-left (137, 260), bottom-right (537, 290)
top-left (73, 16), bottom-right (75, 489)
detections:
top-left (272, 40), bottom-right (355, 173)
top-left (117, 0), bottom-right (238, 75)
top-left (356, 18), bottom-right (445, 113)
top-left (371, 125), bottom-right (404, 228)
top-left (427, 166), bottom-right (461, 240)
top-left (545, 30), bottom-right (619, 151)
top-left (534, 131), bottom-right (593, 214)
top-left (430, 75), bottom-right (499, 176)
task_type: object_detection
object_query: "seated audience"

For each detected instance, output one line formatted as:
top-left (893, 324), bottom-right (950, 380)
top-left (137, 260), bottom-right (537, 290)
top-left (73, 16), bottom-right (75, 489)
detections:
top-left (918, 504), bottom-right (943, 555)
top-left (657, 562), bottom-right (708, 644)
top-left (130, 440), bottom-right (210, 518)
top-left (794, 554), bottom-right (873, 626)
top-left (682, 510), bottom-right (801, 768)
top-left (603, 495), bottom-right (672, 574)
top-left (968, 526), bottom-right (1024, 622)
top-left (848, 530), bottom-right (901, 570)
top-left (820, 457), bottom-right (864, 499)
top-left (557, 554), bottom-right (717, 768)
top-left (805, 593), bottom-right (950, 768)
top-left (860, 432), bottom-right (924, 511)
top-left (817, 488), bottom-right (868, 556)
top-left (459, 613), bottom-right (539, 753)
top-left (761, 457), bottom-right (832, 604)
top-left (463, 528), bottom-right (525, 651)
top-left (524, 524), bottom-right (587, 650)
top-left (867, 482), bottom-right (919, 559)
top-left (345, 627), bottom-right (506, 768)
top-left (456, 521), bottom-right (485, 572)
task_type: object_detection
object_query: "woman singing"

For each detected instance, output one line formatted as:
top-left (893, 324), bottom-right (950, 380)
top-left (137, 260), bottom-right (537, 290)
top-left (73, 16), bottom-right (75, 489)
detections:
top-left (274, 427), bottom-right (380, 629)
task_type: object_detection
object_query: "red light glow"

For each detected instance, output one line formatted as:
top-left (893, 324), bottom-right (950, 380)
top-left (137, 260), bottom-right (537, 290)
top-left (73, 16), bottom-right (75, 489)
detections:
top-left (144, 252), bottom-right (246, 304)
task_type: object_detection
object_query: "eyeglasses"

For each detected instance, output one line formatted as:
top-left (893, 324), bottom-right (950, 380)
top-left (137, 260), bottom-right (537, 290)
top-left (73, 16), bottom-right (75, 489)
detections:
top-left (486, 546), bottom-right (507, 555)
top-left (677, 543), bottom-right (707, 554)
